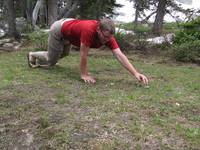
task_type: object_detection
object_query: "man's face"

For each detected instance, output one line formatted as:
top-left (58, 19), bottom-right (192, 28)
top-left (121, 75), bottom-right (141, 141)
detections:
top-left (98, 29), bottom-right (112, 44)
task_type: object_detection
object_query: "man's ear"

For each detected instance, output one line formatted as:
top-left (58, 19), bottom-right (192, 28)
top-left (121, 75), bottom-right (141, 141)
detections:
top-left (96, 27), bottom-right (101, 35)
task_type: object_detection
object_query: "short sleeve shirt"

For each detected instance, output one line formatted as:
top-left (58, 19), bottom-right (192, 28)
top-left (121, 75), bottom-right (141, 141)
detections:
top-left (61, 19), bottom-right (119, 51)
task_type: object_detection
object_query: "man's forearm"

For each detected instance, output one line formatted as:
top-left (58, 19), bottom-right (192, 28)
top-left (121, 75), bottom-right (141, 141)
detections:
top-left (79, 43), bottom-right (89, 76)
top-left (113, 49), bottom-right (139, 76)
top-left (118, 53), bottom-right (138, 75)
top-left (80, 57), bottom-right (88, 76)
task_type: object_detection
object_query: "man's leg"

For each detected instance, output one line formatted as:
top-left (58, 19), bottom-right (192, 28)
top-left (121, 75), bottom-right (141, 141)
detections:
top-left (28, 19), bottom-right (64, 68)
top-left (28, 51), bottom-right (48, 68)
top-left (27, 51), bottom-right (48, 68)
top-left (60, 40), bottom-right (71, 59)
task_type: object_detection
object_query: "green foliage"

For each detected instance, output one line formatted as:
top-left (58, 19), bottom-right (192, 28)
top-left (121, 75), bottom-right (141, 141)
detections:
top-left (172, 31), bottom-right (197, 44)
top-left (171, 17), bottom-right (200, 63)
top-left (115, 23), bottom-right (150, 52)
top-left (80, 0), bottom-right (122, 19)
top-left (18, 22), bottom-right (34, 33)
top-left (133, 33), bottom-right (149, 51)
top-left (28, 31), bottom-right (48, 51)
top-left (162, 22), bottom-right (180, 33)
top-left (120, 22), bottom-right (151, 33)
top-left (171, 40), bottom-right (200, 63)
top-left (131, 25), bottom-right (150, 51)
top-left (181, 17), bottom-right (200, 31)
top-left (119, 22), bottom-right (135, 30)
top-left (114, 31), bottom-right (127, 51)
top-left (38, 114), bottom-right (50, 129)
top-left (134, 25), bottom-right (151, 34)
top-left (173, 17), bottom-right (200, 43)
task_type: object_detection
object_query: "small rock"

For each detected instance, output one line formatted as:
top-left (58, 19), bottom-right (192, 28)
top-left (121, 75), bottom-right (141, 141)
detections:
top-left (21, 129), bottom-right (34, 146)
top-left (3, 43), bottom-right (14, 48)
top-left (0, 29), bottom-right (5, 38)
top-left (0, 39), bottom-right (12, 45)
top-left (13, 41), bottom-right (20, 45)
top-left (14, 44), bottom-right (22, 50)
top-left (0, 127), bottom-right (6, 133)
top-left (175, 102), bottom-right (180, 106)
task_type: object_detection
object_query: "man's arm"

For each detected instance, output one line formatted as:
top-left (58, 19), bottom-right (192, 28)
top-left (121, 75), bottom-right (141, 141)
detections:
top-left (112, 48), bottom-right (148, 85)
top-left (80, 43), bottom-right (96, 84)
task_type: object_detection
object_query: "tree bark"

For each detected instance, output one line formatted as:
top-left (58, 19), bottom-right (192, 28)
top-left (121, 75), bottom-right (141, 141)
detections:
top-left (32, 0), bottom-right (43, 28)
top-left (5, 0), bottom-right (19, 39)
top-left (58, 0), bottom-right (79, 19)
top-left (47, 0), bottom-right (58, 26)
top-left (58, 0), bottom-right (72, 19)
top-left (39, 0), bottom-right (46, 26)
top-left (134, 0), bottom-right (140, 26)
top-left (26, 0), bottom-right (33, 23)
top-left (152, 0), bottom-right (167, 35)
top-left (94, 0), bottom-right (103, 19)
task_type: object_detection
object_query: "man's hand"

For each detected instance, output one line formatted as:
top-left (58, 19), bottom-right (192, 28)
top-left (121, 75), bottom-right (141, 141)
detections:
top-left (81, 75), bottom-right (96, 84)
top-left (135, 73), bottom-right (148, 85)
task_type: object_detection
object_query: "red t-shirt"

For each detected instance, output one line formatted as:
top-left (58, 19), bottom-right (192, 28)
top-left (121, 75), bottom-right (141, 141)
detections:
top-left (61, 19), bottom-right (119, 51)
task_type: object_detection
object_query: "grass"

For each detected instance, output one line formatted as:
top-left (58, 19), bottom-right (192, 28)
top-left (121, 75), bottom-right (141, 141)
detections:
top-left (162, 22), bottom-right (181, 33)
top-left (0, 46), bottom-right (200, 150)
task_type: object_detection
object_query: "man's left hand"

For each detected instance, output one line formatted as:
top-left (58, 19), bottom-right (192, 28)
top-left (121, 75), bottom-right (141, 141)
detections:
top-left (135, 73), bottom-right (149, 85)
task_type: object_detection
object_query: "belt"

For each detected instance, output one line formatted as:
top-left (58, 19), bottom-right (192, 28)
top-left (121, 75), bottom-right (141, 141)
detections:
top-left (61, 18), bottom-right (75, 26)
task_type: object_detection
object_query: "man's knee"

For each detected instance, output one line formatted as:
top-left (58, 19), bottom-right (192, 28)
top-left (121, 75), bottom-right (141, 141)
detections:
top-left (60, 49), bottom-right (70, 58)
top-left (48, 60), bottom-right (58, 66)
top-left (60, 44), bottom-right (71, 58)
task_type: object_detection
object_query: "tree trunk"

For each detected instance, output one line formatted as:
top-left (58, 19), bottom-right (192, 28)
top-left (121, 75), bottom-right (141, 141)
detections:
top-left (134, 1), bottom-right (139, 30)
top-left (23, 0), bottom-right (27, 18)
top-left (39, 0), bottom-right (46, 26)
top-left (47, 0), bottom-right (58, 26)
top-left (5, 0), bottom-right (19, 39)
top-left (26, 0), bottom-right (33, 23)
top-left (58, 0), bottom-right (79, 19)
top-left (94, 0), bottom-right (103, 20)
top-left (58, 0), bottom-right (72, 19)
top-left (79, 0), bottom-right (87, 19)
top-left (32, 0), bottom-right (43, 28)
top-left (134, 0), bottom-right (139, 26)
top-left (152, 0), bottom-right (167, 35)
top-left (64, 1), bottom-right (79, 18)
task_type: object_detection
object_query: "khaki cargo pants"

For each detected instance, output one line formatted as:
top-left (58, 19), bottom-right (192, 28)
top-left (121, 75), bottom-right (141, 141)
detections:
top-left (48, 19), bottom-right (72, 66)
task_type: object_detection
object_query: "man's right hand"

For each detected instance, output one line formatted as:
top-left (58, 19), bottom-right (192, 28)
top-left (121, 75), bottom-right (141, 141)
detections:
top-left (81, 75), bottom-right (96, 84)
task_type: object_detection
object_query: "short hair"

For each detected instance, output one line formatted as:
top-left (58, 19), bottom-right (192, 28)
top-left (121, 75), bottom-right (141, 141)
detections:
top-left (99, 18), bottom-right (115, 34)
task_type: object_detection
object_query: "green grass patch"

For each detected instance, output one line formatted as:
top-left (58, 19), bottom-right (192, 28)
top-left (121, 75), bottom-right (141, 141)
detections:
top-left (0, 47), bottom-right (199, 149)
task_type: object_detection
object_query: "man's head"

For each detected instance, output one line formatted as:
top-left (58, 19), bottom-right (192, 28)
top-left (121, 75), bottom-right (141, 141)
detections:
top-left (97, 18), bottom-right (115, 44)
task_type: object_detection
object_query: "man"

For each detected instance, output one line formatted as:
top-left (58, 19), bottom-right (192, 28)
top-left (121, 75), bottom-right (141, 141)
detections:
top-left (27, 18), bottom-right (148, 85)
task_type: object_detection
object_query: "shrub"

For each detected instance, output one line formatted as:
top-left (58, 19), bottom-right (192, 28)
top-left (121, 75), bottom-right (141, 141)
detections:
top-left (133, 32), bottom-right (149, 51)
top-left (114, 31), bottom-right (127, 51)
top-left (22, 23), bottom-right (34, 33)
top-left (172, 31), bottom-right (197, 44)
top-left (171, 17), bottom-right (200, 63)
top-left (119, 22), bottom-right (135, 30)
top-left (171, 40), bottom-right (200, 63)
top-left (134, 25), bottom-right (151, 34)
top-left (114, 23), bottom-right (151, 52)
top-left (163, 22), bottom-right (179, 33)
top-left (120, 22), bottom-right (151, 33)
top-left (114, 31), bottom-right (150, 52)
top-left (128, 24), bottom-right (150, 51)
top-left (28, 31), bottom-right (48, 51)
